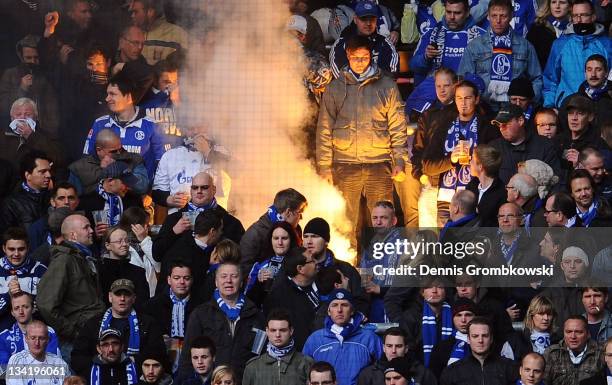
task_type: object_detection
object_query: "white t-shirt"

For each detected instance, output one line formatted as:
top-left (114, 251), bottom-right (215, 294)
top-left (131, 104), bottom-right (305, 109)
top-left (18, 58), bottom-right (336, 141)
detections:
top-left (6, 351), bottom-right (69, 385)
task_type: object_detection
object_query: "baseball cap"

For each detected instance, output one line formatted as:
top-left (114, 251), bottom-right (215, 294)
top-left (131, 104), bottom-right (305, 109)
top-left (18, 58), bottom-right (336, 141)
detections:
top-left (99, 328), bottom-right (122, 342)
top-left (110, 278), bottom-right (135, 295)
top-left (287, 15), bottom-right (308, 35)
top-left (565, 95), bottom-right (594, 114)
top-left (354, 1), bottom-right (380, 18)
top-left (491, 104), bottom-right (524, 126)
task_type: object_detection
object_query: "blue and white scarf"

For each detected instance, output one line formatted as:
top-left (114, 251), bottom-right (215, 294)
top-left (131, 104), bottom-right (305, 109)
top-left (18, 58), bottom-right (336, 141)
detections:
top-left (244, 255), bottom-right (284, 294)
top-left (99, 308), bottom-right (141, 356)
top-left (439, 116), bottom-right (478, 201)
top-left (348, 65), bottom-right (376, 83)
top-left (21, 182), bottom-right (41, 195)
top-left (584, 81), bottom-right (609, 101)
top-left (317, 250), bottom-right (334, 269)
top-left (96, 181), bottom-right (123, 226)
top-left (170, 288), bottom-right (188, 338)
top-left (326, 311), bottom-right (365, 343)
top-left (448, 331), bottom-right (470, 365)
top-left (530, 330), bottom-right (550, 354)
top-left (524, 104), bottom-right (534, 121)
top-left (422, 301), bottom-right (453, 367)
top-left (577, 199), bottom-right (599, 227)
top-left (0, 256), bottom-right (31, 275)
top-left (489, 29), bottom-right (513, 102)
top-left (289, 277), bottom-right (320, 308)
top-left (90, 358), bottom-right (138, 385)
top-left (547, 16), bottom-right (569, 36)
top-left (267, 338), bottom-right (295, 359)
top-left (429, 25), bottom-right (448, 71)
top-left (187, 197), bottom-right (218, 212)
top-left (214, 289), bottom-right (245, 321)
top-left (267, 205), bottom-right (284, 223)
top-left (499, 231), bottom-right (520, 264)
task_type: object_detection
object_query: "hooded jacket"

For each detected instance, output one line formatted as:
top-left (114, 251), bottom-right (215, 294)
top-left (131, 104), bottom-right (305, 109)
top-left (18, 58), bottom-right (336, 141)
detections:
top-left (316, 65), bottom-right (407, 174)
top-left (543, 23), bottom-right (612, 108)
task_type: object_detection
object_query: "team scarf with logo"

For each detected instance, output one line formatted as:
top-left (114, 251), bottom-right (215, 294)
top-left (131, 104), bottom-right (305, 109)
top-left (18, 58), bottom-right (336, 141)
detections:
top-left (187, 197), bottom-right (218, 212)
top-left (170, 288), bottom-right (188, 338)
top-left (448, 331), bottom-right (470, 365)
top-left (96, 180), bottom-right (123, 226)
top-left (90, 357), bottom-right (138, 385)
top-left (547, 15), bottom-right (569, 36)
top-left (530, 330), bottom-right (551, 354)
top-left (267, 205), bottom-right (284, 223)
top-left (439, 116), bottom-right (478, 200)
top-left (267, 338), bottom-right (295, 359)
top-left (326, 311), bottom-right (365, 343)
top-left (0, 256), bottom-right (31, 275)
top-left (99, 308), bottom-right (141, 356)
top-left (422, 301), bottom-right (453, 367)
top-left (577, 199), bottom-right (599, 227)
top-left (489, 29), bottom-right (513, 102)
top-left (244, 255), bottom-right (284, 294)
top-left (21, 182), bottom-right (41, 195)
top-left (214, 289), bottom-right (245, 321)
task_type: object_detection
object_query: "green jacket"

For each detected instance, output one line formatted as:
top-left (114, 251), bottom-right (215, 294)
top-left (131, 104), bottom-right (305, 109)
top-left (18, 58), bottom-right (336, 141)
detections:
top-left (543, 339), bottom-right (603, 385)
top-left (242, 349), bottom-right (313, 385)
top-left (36, 242), bottom-right (105, 341)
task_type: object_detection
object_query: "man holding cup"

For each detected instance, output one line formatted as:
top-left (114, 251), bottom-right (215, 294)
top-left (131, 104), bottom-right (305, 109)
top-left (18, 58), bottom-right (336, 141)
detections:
top-left (412, 80), bottom-right (499, 227)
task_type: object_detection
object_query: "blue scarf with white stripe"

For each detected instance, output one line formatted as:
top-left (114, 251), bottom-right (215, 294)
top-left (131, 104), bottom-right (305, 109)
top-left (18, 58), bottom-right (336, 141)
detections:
top-left (577, 199), bottom-right (599, 227)
top-left (267, 205), bottom-right (284, 223)
top-left (99, 308), bottom-right (141, 357)
top-left (90, 358), bottom-right (138, 385)
top-left (422, 301), bottom-right (453, 367)
top-left (448, 331), bottom-right (470, 365)
top-left (0, 257), bottom-right (31, 275)
top-left (214, 289), bottom-right (245, 321)
top-left (96, 181), bottom-right (123, 226)
top-left (187, 197), bottom-right (218, 212)
top-left (170, 288), bottom-right (188, 338)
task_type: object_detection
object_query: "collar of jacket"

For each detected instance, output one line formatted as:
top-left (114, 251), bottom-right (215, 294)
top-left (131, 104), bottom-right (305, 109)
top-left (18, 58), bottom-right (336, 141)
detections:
top-left (262, 349), bottom-right (296, 365)
top-left (207, 297), bottom-right (259, 319)
top-left (341, 65), bottom-right (382, 86)
top-left (551, 338), bottom-right (600, 356)
top-left (92, 352), bottom-right (131, 366)
top-left (52, 242), bottom-right (87, 259)
top-left (565, 22), bottom-right (606, 36)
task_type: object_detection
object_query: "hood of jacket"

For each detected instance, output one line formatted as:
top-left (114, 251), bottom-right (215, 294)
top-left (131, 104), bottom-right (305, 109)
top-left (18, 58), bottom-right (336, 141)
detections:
top-left (565, 22), bottom-right (606, 36)
top-left (340, 63), bottom-right (383, 86)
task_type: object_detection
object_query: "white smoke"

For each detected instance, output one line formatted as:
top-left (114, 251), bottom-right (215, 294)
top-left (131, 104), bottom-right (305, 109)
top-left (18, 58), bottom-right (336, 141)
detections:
top-left (181, 0), bottom-right (355, 262)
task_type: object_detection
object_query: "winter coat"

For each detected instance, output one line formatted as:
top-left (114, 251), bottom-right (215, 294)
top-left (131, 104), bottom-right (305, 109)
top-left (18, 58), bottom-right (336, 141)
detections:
top-left (526, 19), bottom-right (568, 69)
top-left (543, 339), bottom-right (603, 385)
top-left (329, 24), bottom-right (398, 78)
top-left (558, 82), bottom-right (612, 133)
top-left (142, 289), bottom-right (204, 337)
top-left (489, 130), bottom-right (562, 184)
top-left (152, 205), bottom-right (244, 262)
top-left (71, 310), bottom-right (166, 378)
top-left (0, 182), bottom-right (51, 234)
top-left (36, 242), bottom-right (105, 341)
top-left (242, 350), bottom-right (313, 385)
top-left (302, 324), bottom-right (383, 385)
top-left (439, 354), bottom-right (519, 385)
top-left (179, 298), bottom-right (265, 379)
top-left (141, 16), bottom-right (188, 66)
top-left (466, 177), bottom-right (507, 227)
top-left (358, 357), bottom-right (437, 385)
top-left (543, 23), bottom-right (612, 108)
top-left (68, 152), bottom-right (149, 196)
top-left (458, 29), bottom-right (542, 108)
top-left (239, 213), bottom-right (275, 277)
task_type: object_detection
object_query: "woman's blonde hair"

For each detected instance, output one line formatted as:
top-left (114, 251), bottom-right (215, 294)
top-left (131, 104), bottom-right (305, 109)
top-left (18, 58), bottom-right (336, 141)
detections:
top-left (212, 365), bottom-right (236, 384)
top-left (535, 0), bottom-right (569, 25)
top-left (524, 295), bottom-right (555, 331)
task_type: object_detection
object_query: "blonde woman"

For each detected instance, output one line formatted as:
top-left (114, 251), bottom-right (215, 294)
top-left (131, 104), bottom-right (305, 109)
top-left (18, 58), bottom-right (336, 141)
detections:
top-left (526, 0), bottom-right (571, 68)
top-left (501, 295), bottom-right (560, 361)
top-left (212, 365), bottom-right (236, 385)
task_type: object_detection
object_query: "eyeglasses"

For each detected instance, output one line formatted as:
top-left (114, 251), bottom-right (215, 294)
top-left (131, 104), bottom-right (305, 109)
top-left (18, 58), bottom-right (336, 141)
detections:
top-left (191, 185), bottom-right (210, 191)
top-left (122, 37), bottom-right (145, 48)
top-left (543, 209), bottom-right (559, 215)
top-left (108, 238), bottom-right (129, 245)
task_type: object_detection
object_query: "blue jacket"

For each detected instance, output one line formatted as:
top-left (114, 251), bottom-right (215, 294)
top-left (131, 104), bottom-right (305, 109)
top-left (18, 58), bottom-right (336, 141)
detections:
top-left (302, 321), bottom-right (382, 385)
top-left (139, 89), bottom-right (183, 151)
top-left (329, 24), bottom-right (398, 78)
top-left (83, 108), bottom-right (165, 180)
top-left (411, 17), bottom-right (486, 85)
top-left (543, 24), bottom-right (612, 108)
top-left (458, 28), bottom-right (542, 109)
top-left (0, 322), bottom-right (60, 368)
top-left (0, 258), bottom-right (47, 331)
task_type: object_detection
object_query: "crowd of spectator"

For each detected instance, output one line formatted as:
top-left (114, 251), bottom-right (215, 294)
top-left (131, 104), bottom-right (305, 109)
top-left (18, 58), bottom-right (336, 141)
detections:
top-left (0, 0), bottom-right (612, 384)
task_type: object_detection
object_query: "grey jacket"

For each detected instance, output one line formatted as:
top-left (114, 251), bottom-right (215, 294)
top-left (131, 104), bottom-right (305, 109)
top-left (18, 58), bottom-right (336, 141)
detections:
top-left (316, 65), bottom-right (407, 173)
top-left (543, 339), bottom-right (603, 385)
top-left (242, 350), bottom-right (313, 385)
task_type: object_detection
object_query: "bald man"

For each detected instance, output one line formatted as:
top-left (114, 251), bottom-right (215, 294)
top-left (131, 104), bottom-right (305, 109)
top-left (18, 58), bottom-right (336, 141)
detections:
top-left (519, 353), bottom-right (545, 385)
top-left (68, 128), bottom-right (149, 195)
top-left (152, 171), bottom-right (244, 265)
top-left (36, 214), bottom-right (105, 364)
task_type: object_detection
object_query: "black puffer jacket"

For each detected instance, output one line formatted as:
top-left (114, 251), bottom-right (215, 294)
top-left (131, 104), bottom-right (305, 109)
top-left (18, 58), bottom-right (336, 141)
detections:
top-left (0, 182), bottom-right (50, 233)
top-left (179, 298), bottom-right (265, 379)
top-left (439, 354), bottom-right (518, 385)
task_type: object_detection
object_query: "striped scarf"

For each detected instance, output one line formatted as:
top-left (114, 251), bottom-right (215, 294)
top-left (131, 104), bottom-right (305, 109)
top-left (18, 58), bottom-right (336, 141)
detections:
top-left (90, 359), bottom-right (138, 385)
top-left (99, 308), bottom-right (141, 357)
top-left (577, 199), bottom-right (599, 227)
top-left (267, 338), bottom-right (295, 359)
top-left (170, 288), bottom-right (188, 338)
top-left (187, 197), bottom-right (218, 212)
top-left (0, 257), bottom-right (31, 275)
top-left (422, 301), bottom-right (453, 367)
top-left (96, 181), bottom-right (123, 226)
top-left (448, 331), bottom-right (470, 365)
top-left (214, 289), bottom-right (245, 321)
